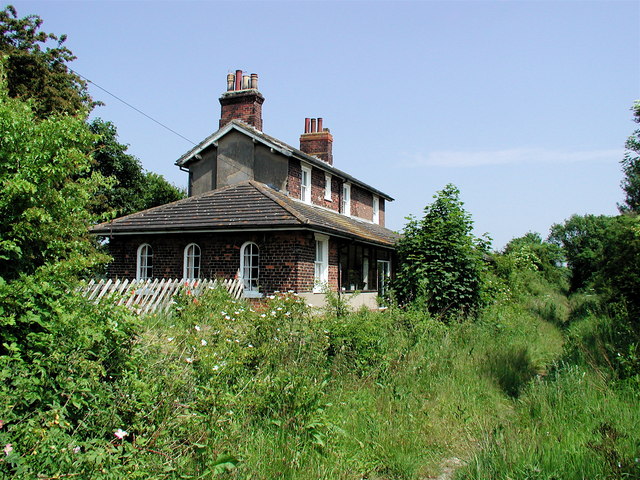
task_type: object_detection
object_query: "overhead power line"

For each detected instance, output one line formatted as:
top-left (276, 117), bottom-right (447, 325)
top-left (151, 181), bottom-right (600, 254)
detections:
top-left (70, 68), bottom-right (197, 146)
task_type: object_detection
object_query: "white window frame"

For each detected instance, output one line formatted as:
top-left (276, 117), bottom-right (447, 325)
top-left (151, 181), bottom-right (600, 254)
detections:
top-left (372, 195), bottom-right (380, 224)
top-left (324, 173), bottom-right (332, 201)
top-left (136, 243), bottom-right (153, 280)
top-left (301, 164), bottom-right (312, 204)
top-left (313, 233), bottom-right (329, 293)
top-left (240, 241), bottom-right (261, 297)
top-left (183, 243), bottom-right (201, 280)
top-left (342, 183), bottom-right (351, 216)
top-left (377, 260), bottom-right (391, 297)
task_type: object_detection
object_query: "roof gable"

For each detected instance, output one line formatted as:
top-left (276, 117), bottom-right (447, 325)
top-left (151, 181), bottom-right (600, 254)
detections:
top-left (176, 120), bottom-right (394, 202)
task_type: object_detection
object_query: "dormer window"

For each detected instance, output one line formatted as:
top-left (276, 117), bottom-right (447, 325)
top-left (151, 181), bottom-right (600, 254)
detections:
top-left (373, 195), bottom-right (380, 224)
top-left (342, 183), bottom-right (351, 216)
top-left (301, 165), bottom-right (311, 204)
top-left (324, 173), bottom-right (332, 201)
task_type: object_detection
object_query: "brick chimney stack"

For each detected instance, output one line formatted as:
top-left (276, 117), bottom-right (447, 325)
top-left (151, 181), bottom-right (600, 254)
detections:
top-left (219, 69), bottom-right (264, 130)
top-left (299, 117), bottom-right (333, 165)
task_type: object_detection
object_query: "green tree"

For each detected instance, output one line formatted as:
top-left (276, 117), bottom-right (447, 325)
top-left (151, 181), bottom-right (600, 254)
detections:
top-left (0, 5), bottom-right (93, 118)
top-left (620, 100), bottom-right (640, 213)
top-left (88, 118), bottom-right (185, 217)
top-left (548, 214), bottom-right (615, 292)
top-left (392, 184), bottom-right (487, 319)
top-left (502, 232), bottom-right (565, 285)
top-left (0, 77), bottom-right (108, 281)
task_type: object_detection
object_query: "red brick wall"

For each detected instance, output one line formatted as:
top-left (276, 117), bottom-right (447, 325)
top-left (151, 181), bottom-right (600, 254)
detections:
top-left (351, 184), bottom-right (373, 221)
top-left (219, 91), bottom-right (264, 130)
top-left (105, 231), bottom-right (341, 295)
top-left (287, 159), bottom-right (302, 200)
top-left (299, 131), bottom-right (333, 165)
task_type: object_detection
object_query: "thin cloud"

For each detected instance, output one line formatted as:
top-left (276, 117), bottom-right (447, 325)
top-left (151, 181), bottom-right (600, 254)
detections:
top-left (402, 147), bottom-right (622, 168)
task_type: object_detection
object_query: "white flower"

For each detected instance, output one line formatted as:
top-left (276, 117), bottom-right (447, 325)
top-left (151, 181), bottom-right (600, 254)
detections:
top-left (4, 443), bottom-right (13, 456)
top-left (185, 357), bottom-right (194, 363)
top-left (73, 446), bottom-right (81, 453)
top-left (167, 337), bottom-right (174, 342)
top-left (225, 315), bottom-right (231, 320)
top-left (285, 312), bottom-right (291, 316)
top-left (194, 325), bottom-right (201, 332)
top-left (200, 339), bottom-right (207, 346)
top-left (260, 313), bottom-right (266, 318)
top-left (212, 365), bottom-right (220, 371)
top-left (114, 429), bottom-right (128, 440)
top-left (248, 344), bottom-right (254, 348)
top-left (221, 311), bottom-right (227, 315)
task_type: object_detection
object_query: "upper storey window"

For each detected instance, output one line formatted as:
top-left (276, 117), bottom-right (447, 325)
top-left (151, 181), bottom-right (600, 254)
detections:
top-left (341, 183), bottom-right (351, 216)
top-left (372, 195), bottom-right (380, 224)
top-left (301, 165), bottom-right (311, 204)
top-left (324, 173), bottom-right (332, 201)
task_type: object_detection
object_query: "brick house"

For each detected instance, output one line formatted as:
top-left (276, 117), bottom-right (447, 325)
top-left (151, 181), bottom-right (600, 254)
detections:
top-left (91, 70), bottom-right (399, 308)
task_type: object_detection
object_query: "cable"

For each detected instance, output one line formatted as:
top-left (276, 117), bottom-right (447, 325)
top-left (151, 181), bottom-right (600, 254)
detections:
top-left (69, 68), bottom-right (197, 146)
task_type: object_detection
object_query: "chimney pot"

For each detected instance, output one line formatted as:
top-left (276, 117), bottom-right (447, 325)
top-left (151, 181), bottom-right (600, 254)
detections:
top-left (300, 117), bottom-right (333, 165)
top-left (219, 69), bottom-right (265, 130)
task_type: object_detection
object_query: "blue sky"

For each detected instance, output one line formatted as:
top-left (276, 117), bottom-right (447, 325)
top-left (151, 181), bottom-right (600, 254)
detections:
top-left (12, 0), bottom-right (640, 248)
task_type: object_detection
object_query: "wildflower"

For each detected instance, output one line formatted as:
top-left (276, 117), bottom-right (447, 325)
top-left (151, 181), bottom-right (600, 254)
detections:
top-left (4, 444), bottom-right (13, 456)
top-left (185, 357), bottom-right (194, 363)
top-left (260, 313), bottom-right (266, 318)
top-left (277, 307), bottom-right (282, 311)
top-left (234, 311), bottom-right (240, 315)
top-left (73, 446), bottom-right (81, 454)
top-left (221, 311), bottom-right (227, 315)
top-left (212, 365), bottom-right (220, 371)
top-left (285, 312), bottom-right (291, 316)
top-left (114, 429), bottom-right (128, 440)
top-left (201, 339), bottom-right (208, 346)
top-left (194, 325), bottom-right (201, 332)
top-left (167, 337), bottom-right (174, 342)
top-left (225, 315), bottom-right (231, 320)
top-left (0, 419), bottom-right (3, 429)
top-left (248, 344), bottom-right (254, 348)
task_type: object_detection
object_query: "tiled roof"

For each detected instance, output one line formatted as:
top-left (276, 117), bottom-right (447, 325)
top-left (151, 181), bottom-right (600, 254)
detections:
top-left (90, 181), bottom-right (400, 247)
top-left (175, 120), bottom-right (394, 201)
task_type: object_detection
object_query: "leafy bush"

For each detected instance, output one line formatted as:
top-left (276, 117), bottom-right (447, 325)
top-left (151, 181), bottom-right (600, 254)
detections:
top-left (392, 184), bottom-right (488, 320)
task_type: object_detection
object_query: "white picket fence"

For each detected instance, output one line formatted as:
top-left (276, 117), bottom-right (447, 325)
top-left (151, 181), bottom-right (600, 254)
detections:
top-left (79, 278), bottom-right (245, 315)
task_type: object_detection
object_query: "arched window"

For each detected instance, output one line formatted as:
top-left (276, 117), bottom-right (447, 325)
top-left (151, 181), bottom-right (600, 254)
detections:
top-left (136, 243), bottom-right (153, 280)
top-left (240, 241), bottom-right (260, 295)
top-left (183, 243), bottom-right (201, 279)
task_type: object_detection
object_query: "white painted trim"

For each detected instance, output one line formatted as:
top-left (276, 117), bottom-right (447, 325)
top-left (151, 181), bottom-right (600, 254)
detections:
top-left (324, 173), bottom-right (332, 201)
top-left (301, 164), bottom-right (312, 204)
top-left (136, 243), bottom-right (153, 280)
top-left (183, 243), bottom-right (201, 280)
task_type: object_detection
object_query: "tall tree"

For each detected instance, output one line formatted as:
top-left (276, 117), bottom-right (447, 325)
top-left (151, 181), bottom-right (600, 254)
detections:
top-left (548, 214), bottom-right (615, 292)
top-left (0, 5), bottom-right (93, 117)
top-left (392, 184), bottom-right (487, 319)
top-left (89, 118), bottom-right (185, 217)
top-left (620, 100), bottom-right (640, 213)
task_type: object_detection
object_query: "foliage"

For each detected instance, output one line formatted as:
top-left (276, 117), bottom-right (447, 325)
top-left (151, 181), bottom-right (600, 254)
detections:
top-left (502, 232), bottom-right (565, 285)
top-left (0, 71), bottom-right (109, 281)
top-left (88, 118), bottom-right (185, 217)
top-left (392, 184), bottom-right (488, 320)
top-left (548, 214), bottom-right (615, 292)
top-left (620, 100), bottom-right (640, 213)
top-left (0, 5), bottom-right (93, 118)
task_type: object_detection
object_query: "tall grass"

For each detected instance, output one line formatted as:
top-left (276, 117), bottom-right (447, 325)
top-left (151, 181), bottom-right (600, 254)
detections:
top-left (3, 272), bottom-right (636, 478)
